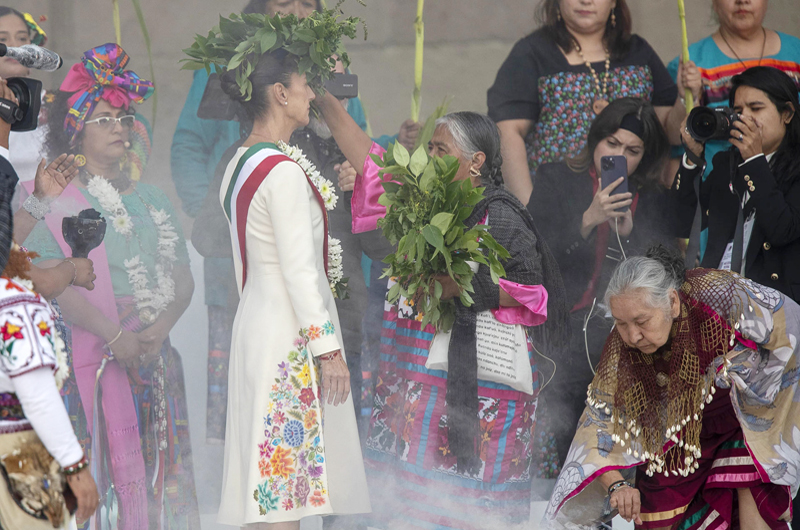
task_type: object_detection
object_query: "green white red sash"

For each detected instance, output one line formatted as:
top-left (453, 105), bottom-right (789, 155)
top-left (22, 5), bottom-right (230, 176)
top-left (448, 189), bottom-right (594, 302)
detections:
top-left (221, 142), bottom-right (329, 288)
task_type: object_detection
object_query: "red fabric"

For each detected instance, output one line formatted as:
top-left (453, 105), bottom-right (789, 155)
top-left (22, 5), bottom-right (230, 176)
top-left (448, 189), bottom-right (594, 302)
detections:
top-left (636, 388), bottom-right (791, 530)
top-left (235, 156), bottom-right (329, 287)
top-left (572, 168), bottom-right (639, 312)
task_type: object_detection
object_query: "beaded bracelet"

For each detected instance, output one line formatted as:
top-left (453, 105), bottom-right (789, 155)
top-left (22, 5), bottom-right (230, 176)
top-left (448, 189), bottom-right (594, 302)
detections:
top-left (319, 350), bottom-right (341, 362)
top-left (608, 480), bottom-right (634, 496)
top-left (63, 455), bottom-right (89, 476)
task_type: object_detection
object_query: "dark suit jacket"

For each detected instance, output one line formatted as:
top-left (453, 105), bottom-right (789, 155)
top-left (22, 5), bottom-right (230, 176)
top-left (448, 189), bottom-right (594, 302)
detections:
top-left (528, 162), bottom-right (676, 309)
top-left (674, 149), bottom-right (800, 302)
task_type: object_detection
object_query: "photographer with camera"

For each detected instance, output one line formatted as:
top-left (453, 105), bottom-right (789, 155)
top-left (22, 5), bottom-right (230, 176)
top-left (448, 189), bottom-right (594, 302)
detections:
top-left (675, 66), bottom-right (800, 302)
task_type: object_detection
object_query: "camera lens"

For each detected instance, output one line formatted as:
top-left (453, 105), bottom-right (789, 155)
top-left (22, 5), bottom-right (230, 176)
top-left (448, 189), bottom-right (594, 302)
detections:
top-left (602, 158), bottom-right (614, 171)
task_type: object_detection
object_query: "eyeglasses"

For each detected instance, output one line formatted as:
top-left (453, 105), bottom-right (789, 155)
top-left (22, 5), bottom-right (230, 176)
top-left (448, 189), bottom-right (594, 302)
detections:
top-left (84, 115), bottom-right (136, 130)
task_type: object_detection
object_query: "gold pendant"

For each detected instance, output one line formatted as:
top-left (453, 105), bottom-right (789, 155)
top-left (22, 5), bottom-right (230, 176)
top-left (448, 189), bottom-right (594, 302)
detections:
top-left (593, 99), bottom-right (610, 115)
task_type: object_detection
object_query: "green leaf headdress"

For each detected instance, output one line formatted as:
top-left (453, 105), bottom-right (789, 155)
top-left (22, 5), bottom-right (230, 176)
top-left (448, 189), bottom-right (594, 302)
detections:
top-left (182, 3), bottom-right (364, 101)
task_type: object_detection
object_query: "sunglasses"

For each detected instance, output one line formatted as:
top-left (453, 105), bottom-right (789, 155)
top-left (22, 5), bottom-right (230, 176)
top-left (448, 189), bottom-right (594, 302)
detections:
top-left (84, 115), bottom-right (136, 130)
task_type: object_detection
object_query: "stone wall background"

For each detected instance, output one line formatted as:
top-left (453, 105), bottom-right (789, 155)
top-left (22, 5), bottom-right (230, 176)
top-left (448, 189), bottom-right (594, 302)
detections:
top-left (14, 0), bottom-right (800, 233)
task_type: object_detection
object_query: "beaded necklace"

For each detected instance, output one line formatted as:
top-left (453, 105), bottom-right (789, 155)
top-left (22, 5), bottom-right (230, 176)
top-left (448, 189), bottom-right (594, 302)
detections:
top-left (574, 41), bottom-right (612, 115)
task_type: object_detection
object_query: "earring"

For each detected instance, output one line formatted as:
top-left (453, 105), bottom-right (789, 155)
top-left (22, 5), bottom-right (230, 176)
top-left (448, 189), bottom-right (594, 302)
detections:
top-left (124, 141), bottom-right (131, 149)
top-left (283, 101), bottom-right (288, 106)
top-left (469, 167), bottom-right (481, 178)
top-left (611, 7), bottom-right (616, 28)
top-left (74, 154), bottom-right (86, 167)
top-left (557, 8), bottom-right (562, 22)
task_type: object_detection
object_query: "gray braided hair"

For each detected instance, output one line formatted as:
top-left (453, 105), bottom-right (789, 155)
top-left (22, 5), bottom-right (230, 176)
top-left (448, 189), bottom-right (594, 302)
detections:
top-left (435, 112), bottom-right (504, 187)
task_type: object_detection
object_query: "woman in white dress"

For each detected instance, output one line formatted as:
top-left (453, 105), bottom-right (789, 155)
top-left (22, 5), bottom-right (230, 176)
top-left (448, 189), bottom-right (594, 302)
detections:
top-left (216, 47), bottom-right (370, 528)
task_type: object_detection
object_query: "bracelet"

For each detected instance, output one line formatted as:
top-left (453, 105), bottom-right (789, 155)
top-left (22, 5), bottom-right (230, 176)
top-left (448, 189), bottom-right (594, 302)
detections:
top-left (319, 350), bottom-right (341, 362)
top-left (21, 194), bottom-right (50, 221)
top-left (107, 327), bottom-right (123, 347)
top-left (63, 455), bottom-right (89, 476)
top-left (62, 259), bottom-right (78, 285)
top-left (608, 480), bottom-right (634, 496)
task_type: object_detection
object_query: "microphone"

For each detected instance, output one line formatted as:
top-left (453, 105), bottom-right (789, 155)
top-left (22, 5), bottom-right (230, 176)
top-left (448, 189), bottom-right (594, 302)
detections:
top-left (0, 44), bottom-right (62, 72)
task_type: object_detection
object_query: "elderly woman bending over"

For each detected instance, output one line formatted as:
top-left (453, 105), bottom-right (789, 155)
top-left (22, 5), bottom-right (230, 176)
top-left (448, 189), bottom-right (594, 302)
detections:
top-left (545, 245), bottom-right (798, 530)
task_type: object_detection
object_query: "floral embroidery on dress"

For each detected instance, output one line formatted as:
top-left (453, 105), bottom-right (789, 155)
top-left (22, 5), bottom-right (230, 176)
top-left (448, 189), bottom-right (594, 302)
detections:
top-left (0, 321), bottom-right (23, 362)
top-left (254, 329), bottom-right (328, 515)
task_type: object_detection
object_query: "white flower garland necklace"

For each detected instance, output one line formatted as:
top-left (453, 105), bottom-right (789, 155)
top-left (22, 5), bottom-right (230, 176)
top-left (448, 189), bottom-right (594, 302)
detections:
top-left (276, 141), bottom-right (345, 296)
top-left (85, 175), bottom-right (179, 324)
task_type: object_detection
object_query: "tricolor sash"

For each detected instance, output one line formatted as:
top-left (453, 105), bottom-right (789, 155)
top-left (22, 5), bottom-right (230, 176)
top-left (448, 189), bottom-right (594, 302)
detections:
top-left (220, 142), bottom-right (330, 290)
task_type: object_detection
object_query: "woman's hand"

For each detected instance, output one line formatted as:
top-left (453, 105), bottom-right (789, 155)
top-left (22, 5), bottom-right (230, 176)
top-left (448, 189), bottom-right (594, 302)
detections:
top-left (64, 258), bottom-right (96, 291)
top-left (66, 467), bottom-right (99, 525)
top-left (335, 160), bottom-right (357, 192)
top-left (609, 485), bottom-right (643, 525)
top-left (730, 114), bottom-right (764, 161)
top-left (137, 323), bottom-right (169, 365)
top-left (434, 274), bottom-right (462, 301)
top-left (320, 351), bottom-right (350, 406)
top-left (581, 177), bottom-right (632, 239)
top-left (33, 154), bottom-right (79, 203)
top-left (677, 58), bottom-right (703, 106)
top-left (680, 116), bottom-right (705, 160)
top-left (397, 119), bottom-right (422, 152)
top-left (110, 329), bottom-right (142, 372)
top-left (609, 208), bottom-right (633, 238)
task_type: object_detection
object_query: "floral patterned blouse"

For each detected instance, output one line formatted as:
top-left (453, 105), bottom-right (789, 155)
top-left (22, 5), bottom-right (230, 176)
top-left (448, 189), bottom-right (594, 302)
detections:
top-left (488, 30), bottom-right (677, 180)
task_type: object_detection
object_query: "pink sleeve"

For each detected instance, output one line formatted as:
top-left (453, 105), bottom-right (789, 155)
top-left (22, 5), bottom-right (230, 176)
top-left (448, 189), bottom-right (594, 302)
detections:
top-left (491, 279), bottom-right (548, 326)
top-left (351, 142), bottom-right (389, 234)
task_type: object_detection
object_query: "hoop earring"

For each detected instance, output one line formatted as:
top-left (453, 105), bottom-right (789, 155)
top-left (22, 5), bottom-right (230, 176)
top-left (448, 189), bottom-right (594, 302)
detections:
top-left (74, 154), bottom-right (86, 167)
top-left (469, 167), bottom-right (481, 178)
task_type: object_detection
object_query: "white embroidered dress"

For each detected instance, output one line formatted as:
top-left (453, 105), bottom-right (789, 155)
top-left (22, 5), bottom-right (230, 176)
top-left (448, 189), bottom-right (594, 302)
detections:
top-left (217, 143), bottom-right (369, 524)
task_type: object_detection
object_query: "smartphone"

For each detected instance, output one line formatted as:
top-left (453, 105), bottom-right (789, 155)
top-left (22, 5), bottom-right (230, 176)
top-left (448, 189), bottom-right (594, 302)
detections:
top-left (197, 73), bottom-right (239, 121)
top-left (600, 155), bottom-right (629, 212)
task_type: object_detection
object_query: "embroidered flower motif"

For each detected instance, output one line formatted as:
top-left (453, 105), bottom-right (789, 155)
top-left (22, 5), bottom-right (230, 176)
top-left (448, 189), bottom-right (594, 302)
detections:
top-left (304, 410), bottom-right (317, 430)
top-left (283, 420), bottom-right (305, 447)
top-left (253, 333), bottom-right (328, 513)
top-left (299, 388), bottom-right (315, 407)
top-left (37, 321), bottom-right (50, 337)
top-left (1, 323), bottom-right (22, 341)
top-left (256, 484), bottom-right (280, 515)
top-left (322, 321), bottom-right (335, 336)
top-left (269, 446), bottom-right (295, 480)
top-left (307, 325), bottom-right (322, 340)
top-left (309, 490), bottom-right (326, 507)
top-left (299, 364), bottom-right (311, 387)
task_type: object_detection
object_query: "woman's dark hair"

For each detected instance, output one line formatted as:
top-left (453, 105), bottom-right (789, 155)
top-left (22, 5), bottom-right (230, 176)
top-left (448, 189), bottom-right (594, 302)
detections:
top-left (435, 112), bottom-right (504, 187)
top-left (44, 91), bottom-right (135, 161)
top-left (568, 97), bottom-right (669, 190)
top-left (243, 0), bottom-right (322, 14)
top-left (0, 7), bottom-right (28, 28)
top-left (729, 66), bottom-right (800, 190)
top-left (220, 49), bottom-right (298, 123)
top-left (536, 0), bottom-right (632, 60)
top-left (45, 91), bottom-right (79, 160)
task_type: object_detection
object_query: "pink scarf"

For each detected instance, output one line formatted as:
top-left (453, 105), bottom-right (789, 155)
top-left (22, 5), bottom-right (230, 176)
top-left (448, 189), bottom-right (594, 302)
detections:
top-left (22, 182), bottom-right (148, 529)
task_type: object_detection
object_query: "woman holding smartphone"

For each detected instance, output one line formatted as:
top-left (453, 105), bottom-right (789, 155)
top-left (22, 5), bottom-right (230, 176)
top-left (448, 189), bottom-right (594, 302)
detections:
top-left (527, 97), bottom-right (672, 473)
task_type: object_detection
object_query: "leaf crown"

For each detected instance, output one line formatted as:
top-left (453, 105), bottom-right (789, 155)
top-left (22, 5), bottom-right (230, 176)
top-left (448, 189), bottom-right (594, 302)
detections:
top-left (182, 3), bottom-right (364, 101)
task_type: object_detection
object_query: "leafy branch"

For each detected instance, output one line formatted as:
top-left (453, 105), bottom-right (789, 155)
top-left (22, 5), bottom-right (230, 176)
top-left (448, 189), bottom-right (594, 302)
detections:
top-left (182, 7), bottom-right (365, 100)
top-left (375, 143), bottom-right (510, 332)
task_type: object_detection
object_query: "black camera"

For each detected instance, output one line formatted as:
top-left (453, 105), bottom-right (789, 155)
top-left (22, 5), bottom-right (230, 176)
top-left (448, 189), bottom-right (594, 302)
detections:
top-left (0, 78), bottom-right (42, 132)
top-left (687, 106), bottom-right (740, 142)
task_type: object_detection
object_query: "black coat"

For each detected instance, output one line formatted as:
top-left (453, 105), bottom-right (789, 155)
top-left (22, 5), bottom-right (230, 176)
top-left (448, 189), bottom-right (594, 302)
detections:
top-left (674, 150), bottom-right (800, 302)
top-left (529, 162), bottom-right (677, 309)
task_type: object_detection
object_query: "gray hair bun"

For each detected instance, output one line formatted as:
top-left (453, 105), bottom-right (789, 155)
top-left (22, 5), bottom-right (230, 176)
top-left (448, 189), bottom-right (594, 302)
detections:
top-left (645, 244), bottom-right (686, 285)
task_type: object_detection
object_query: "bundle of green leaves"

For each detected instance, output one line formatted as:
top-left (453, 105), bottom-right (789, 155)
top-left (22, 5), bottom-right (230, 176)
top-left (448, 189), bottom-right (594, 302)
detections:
top-left (375, 143), bottom-right (510, 332)
top-left (181, 1), bottom-right (364, 100)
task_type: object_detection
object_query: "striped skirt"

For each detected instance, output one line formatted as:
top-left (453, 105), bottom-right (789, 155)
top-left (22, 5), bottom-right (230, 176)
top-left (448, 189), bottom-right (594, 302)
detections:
top-left (637, 388), bottom-right (791, 530)
top-left (363, 302), bottom-right (540, 529)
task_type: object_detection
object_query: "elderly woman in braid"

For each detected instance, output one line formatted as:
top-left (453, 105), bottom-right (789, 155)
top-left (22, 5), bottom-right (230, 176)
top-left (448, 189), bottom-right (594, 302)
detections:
top-left (317, 91), bottom-right (569, 528)
top-left (545, 245), bottom-right (800, 530)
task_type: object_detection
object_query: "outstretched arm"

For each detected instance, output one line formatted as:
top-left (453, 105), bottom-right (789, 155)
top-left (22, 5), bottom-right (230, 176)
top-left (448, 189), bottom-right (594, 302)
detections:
top-left (317, 90), bottom-right (373, 175)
